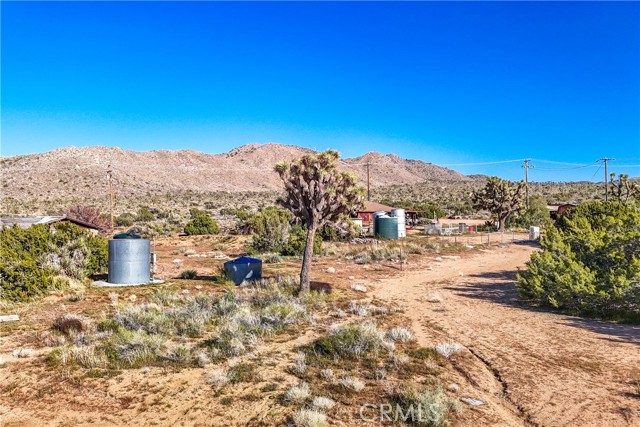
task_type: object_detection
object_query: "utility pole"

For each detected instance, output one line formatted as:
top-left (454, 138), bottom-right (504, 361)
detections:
top-left (599, 158), bottom-right (615, 201)
top-left (107, 164), bottom-right (114, 235)
top-left (364, 161), bottom-right (371, 201)
top-left (522, 159), bottom-right (532, 208)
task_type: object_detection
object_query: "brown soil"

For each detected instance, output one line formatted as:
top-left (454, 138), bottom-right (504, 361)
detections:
top-left (368, 244), bottom-right (640, 427)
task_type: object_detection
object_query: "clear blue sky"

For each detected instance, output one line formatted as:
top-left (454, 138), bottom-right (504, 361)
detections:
top-left (2, 1), bottom-right (639, 181)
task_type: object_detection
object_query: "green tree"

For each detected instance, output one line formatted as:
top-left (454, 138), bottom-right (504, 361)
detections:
top-left (275, 150), bottom-right (364, 291)
top-left (184, 209), bottom-right (219, 235)
top-left (472, 177), bottom-right (525, 231)
top-left (507, 195), bottom-right (552, 229)
top-left (282, 225), bottom-right (322, 256)
top-left (517, 201), bottom-right (640, 320)
top-left (249, 207), bottom-right (291, 253)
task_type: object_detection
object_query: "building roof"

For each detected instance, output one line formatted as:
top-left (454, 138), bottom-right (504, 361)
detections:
top-left (0, 215), bottom-right (103, 231)
top-left (546, 203), bottom-right (577, 212)
top-left (358, 201), bottom-right (397, 213)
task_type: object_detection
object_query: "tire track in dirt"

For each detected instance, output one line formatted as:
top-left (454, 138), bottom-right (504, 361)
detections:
top-left (368, 244), bottom-right (640, 427)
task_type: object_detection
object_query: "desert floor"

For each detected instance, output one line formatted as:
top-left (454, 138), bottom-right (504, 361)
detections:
top-left (1, 235), bottom-right (638, 427)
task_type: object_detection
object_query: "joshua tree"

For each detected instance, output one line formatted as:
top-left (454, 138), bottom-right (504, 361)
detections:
top-left (275, 150), bottom-right (364, 291)
top-left (610, 173), bottom-right (640, 203)
top-left (472, 177), bottom-right (525, 231)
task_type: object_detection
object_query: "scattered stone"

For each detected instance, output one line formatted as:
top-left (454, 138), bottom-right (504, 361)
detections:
top-left (128, 294), bottom-right (137, 302)
top-left (351, 284), bottom-right (368, 293)
top-left (428, 294), bottom-right (443, 303)
top-left (434, 257), bottom-right (443, 262)
top-left (12, 348), bottom-right (36, 358)
top-left (0, 315), bottom-right (19, 323)
top-left (195, 285), bottom-right (203, 290)
top-left (460, 397), bottom-right (485, 406)
top-left (182, 289), bottom-right (190, 294)
top-left (459, 272), bottom-right (464, 276)
top-left (172, 259), bottom-right (183, 264)
top-left (442, 255), bottom-right (461, 260)
top-left (447, 383), bottom-right (460, 392)
top-left (326, 267), bottom-right (336, 273)
top-left (348, 276), bottom-right (355, 280)
top-left (465, 245), bottom-right (475, 249)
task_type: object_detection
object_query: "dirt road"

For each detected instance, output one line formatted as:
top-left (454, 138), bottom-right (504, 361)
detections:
top-left (370, 244), bottom-right (640, 427)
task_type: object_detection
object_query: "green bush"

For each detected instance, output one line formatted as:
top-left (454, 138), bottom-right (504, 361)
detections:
top-left (180, 269), bottom-right (198, 279)
top-left (184, 209), bottom-right (219, 235)
top-left (516, 201), bottom-right (640, 321)
top-left (282, 225), bottom-right (322, 256)
top-left (0, 223), bottom-right (107, 302)
top-left (249, 207), bottom-right (291, 253)
top-left (507, 195), bottom-right (553, 229)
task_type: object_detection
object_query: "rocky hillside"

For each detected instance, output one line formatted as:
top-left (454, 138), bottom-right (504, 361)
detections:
top-left (1, 143), bottom-right (470, 202)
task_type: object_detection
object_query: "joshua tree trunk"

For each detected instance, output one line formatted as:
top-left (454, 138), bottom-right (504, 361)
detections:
top-left (299, 224), bottom-right (317, 292)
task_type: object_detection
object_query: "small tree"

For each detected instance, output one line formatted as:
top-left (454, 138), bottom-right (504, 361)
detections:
top-left (184, 209), bottom-right (219, 236)
top-left (472, 177), bottom-right (525, 231)
top-left (507, 195), bottom-right (552, 229)
top-left (275, 150), bottom-right (364, 291)
top-left (249, 207), bottom-right (291, 253)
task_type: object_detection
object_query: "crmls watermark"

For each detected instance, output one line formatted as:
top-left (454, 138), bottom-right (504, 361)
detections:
top-left (359, 403), bottom-right (440, 423)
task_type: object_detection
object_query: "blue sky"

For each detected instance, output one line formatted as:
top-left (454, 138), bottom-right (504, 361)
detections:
top-left (2, 1), bottom-right (639, 181)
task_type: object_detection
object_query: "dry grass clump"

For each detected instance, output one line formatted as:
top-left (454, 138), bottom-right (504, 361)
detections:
top-left (339, 376), bottom-right (365, 392)
top-left (293, 351), bottom-right (307, 374)
top-left (310, 396), bottom-right (336, 412)
top-left (292, 409), bottom-right (328, 427)
top-left (319, 368), bottom-right (334, 380)
top-left (206, 368), bottom-right (230, 388)
top-left (434, 341), bottom-right (463, 359)
top-left (389, 386), bottom-right (462, 427)
top-left (386, 327), bottom-right (414, 343)
top-left (316, 322), bottom-right (386, 359)
top-left (286, 382), bottom-right (311, 403)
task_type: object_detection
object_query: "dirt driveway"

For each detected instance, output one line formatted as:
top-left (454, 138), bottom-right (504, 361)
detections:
top-left (369, 244), bottom-right (640, 427)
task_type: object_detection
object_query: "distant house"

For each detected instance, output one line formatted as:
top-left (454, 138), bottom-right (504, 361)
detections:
top-left (547, 203), bottom-right (577, 220)
top-left (0, 215), bottom-right (104, 234)
top-left (355, 201), bottom-right (418, 226)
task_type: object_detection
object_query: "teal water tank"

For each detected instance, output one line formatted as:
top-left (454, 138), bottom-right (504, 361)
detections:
top-left (376, 216), bottom-right (399, 239)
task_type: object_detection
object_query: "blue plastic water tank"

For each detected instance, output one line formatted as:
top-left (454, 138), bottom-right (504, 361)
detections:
top-left (223, 256), bottom-right (262, 285)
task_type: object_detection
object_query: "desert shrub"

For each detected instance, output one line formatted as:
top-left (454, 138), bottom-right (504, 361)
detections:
top-left (318, 217), bottom-right (360, 242)
top-left (263, 253), bottom-right (283, 264)
top-left (516, 201), bottom-right (640, 321)
top-left (283, 225), bottom-right (322, 256)
top-left (180, 269), bottom-right (198, 279)
top-left (249, 207), bottom-right (291, 253)
top-left (389, 386), bottom-right (461, 427)
top-left (184, 209), bottom-right (219, 235)
top-left (0, 223), bottom-right (107, 302)
top-left (101, 329), bottom-right (164, 368)
top-left (135, 207), bottom-right (155, 223)
top-left (52, 314), bottom-right (92, 335)
top-left (316, 322), bottom-right (385, 359)
top-left (115, 212), bottom-right (136, 227)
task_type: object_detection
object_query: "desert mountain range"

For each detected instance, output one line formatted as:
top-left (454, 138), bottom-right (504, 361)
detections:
top-left (1, 143), bottom-right (471, 200)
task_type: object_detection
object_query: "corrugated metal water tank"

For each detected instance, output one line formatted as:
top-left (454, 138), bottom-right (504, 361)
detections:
top-left (108, 234), bottom-right (151, 284)
top-left (376, 216), bottom-right (399, 239)
top-left (224, 256), bottom-right (262, 285)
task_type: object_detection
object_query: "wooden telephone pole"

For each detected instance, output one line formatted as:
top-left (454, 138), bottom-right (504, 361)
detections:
top-left (599, 158), bottom-right (615, 201)
top-left (107, 164), bottom-right (114, 234)
top-left (522, 159), bottom-right (532, 208)
top-left (365, 161), bottom-right (371, 201)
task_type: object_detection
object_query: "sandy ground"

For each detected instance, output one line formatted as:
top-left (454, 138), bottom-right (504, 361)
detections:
top-left (369, 244), bottom-right (640, 427)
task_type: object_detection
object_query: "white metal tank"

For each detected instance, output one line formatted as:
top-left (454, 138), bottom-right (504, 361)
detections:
top-left (390, 208), bottom-right (406, 238)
